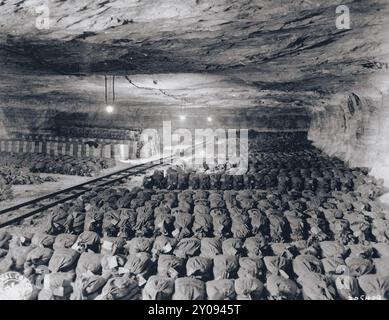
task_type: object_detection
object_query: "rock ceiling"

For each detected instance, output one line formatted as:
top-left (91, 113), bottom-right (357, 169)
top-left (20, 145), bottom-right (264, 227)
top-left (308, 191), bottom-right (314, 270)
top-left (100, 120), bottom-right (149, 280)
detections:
top-left (0, 0), bottom-right (388, 129)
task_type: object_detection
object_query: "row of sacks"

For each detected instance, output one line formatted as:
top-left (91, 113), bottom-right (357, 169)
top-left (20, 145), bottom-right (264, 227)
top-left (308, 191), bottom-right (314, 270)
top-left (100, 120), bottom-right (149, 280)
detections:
top-left (1, 230), bottom-right (389, 299)
top-left (142, 167), bottom-right (382, 196)
top-left (3, 229), bottom-right (389, 279)
top-left (39, 186), bottom-right (389, 244)
top-left (0, 152), bottom-right (116, 177)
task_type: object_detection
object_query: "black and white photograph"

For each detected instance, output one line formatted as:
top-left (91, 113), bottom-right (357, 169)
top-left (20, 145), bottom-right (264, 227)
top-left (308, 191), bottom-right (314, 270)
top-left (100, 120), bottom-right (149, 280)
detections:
top-left (0, 0), bottom-right (389, 308)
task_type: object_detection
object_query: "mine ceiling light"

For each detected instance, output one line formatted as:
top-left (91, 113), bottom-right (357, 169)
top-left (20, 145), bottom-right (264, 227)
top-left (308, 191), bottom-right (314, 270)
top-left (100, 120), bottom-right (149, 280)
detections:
top-left (106, 105), bottom-right (114, 113)
top-left (179, 114), bottom-right (186, 121)
top-left (207, 116), bottom-right (213, 122)
top-left (104, 75), bottom-right (116, 113)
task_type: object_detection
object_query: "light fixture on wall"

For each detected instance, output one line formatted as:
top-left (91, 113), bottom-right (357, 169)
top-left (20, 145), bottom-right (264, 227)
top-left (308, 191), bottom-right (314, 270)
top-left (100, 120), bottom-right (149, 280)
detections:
top-left (104, 75), bottom-right (116, 113)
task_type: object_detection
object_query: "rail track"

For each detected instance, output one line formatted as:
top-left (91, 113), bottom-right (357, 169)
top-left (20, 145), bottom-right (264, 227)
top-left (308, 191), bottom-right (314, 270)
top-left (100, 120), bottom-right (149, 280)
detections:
top-left (0, 144), bottom-right (204, 228)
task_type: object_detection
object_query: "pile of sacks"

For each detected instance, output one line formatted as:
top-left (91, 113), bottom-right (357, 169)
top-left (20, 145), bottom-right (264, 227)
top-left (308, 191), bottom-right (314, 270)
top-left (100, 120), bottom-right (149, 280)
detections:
top-left (0, 152), bottom-right (115, 177)
top-left (143, 165), bottom-right (383, 199)
top-left (247, 131), bottom-right (309, 153)
top-left (1, 182), bottom-right (388, 300)
top-left (0, 176), bottom-right (13, 201)
top-left (0, 165), bottom-right (56, 185)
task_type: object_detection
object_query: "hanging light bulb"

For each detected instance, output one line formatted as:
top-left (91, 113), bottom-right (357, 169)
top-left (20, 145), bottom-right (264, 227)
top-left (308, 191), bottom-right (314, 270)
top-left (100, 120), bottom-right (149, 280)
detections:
top-left (207, 116), bottom-right (213, 122)
top-left (106, 105), bottom-right (114, 113)
top-left (104, 75), bottom-right (116, 114)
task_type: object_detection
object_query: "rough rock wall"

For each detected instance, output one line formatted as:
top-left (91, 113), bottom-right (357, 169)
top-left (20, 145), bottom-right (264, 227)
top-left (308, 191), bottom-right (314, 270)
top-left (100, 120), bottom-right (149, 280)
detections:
top-left (309, 91), bottom-right (389, 185)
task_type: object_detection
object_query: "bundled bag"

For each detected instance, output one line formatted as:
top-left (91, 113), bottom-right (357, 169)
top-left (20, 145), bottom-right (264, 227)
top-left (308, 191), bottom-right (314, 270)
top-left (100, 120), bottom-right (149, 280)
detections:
top-left (157, 254), bottom-right (185, 278)
top-left (166, 170), bottom-right (178, 190)
top-left (134, 206), bottom-right (154, 237)
top-left (173, 213), bottom-right (193, 239)
top-left (74, 231), bottom-right (101, 253)
top-left (231, 214), bottom-right (251, 239)
top-left (25, 247), bottom-right (53, 267)
top-left (345, 257), bottom-right (374, 277)
top-left (321, 257), bottom-right (346, 274)
top-left (212, 213), bottom-right (232, 238)
top-left (244, 235), bottom-right (268, 259)
top-left (127, 237), bottom-right (153, 254)
top-left (188, 173), bottom-right (199, 189)
top-left (222, 238), bottom-right (243, 257)
top-left (143, 275), bottom-right (174, 300)
top-left (209, 174), bottom-right (221, 190)
top-left (320, 241), bottom-right (348, 259)
top-left (152, 170), bottom-right (166, 189)
top-left (200, 238), bottom-right (222, 259)
top-left (151, 236), bottom-right (177, 257)
top-left (123, 252), bottom-right (153, 279)
top-left (96, 276), bottom-right (139, 300)
top-left (71, 273), bottom-right (107, 300)
top-left (206, 280), bottom-right (236, 300)
top-left (268, 215), bottom-right (289, 242)
top-left (373, 258), bottom-right (389, 277)
top-left (306, 217), bottom-right (330, 242)
top-left (193, 204), bottom-right (210, 215)
top-left (331, 219), bottom-right (355, 245)
top-left (102, 209), bottom-right (122, 237)
top-left (373, 243), bottom-right (389, 258)
top-left (177, 172), bottom-right (189, 190)
top-left (31, 233), bottom-right (56, 249)
top-left (6, 245), bottom-right (34, 271)
top-left (76, 252), bottom-right (102, 276)
top-left (44, 206), bottom-right (71, 235)
top-left (193, 190), bottom-right (208, 201)
top-left (263, 256), bottom-right (292, 278)
top-left (232, 175), bottom-right (244, 190)
top-left (172, 278), bottom-right (206, 300)
top-left (247, 209), bottom-right (269, 235)
top-left (174, 238), bottom-right (201, 259)
top-left (100, 237), bottom-right (126, 256)
top-left (238, 257), bottom-right (264, 279)
top-left (186, 256), bottom-right (213, 280)
top-left (0, 230), bottom-right (11, 249)
top-left (84, 209), bottom-right (104, 234)
top-left (100, 254), bottom-right (126, 274)
top-left (213, 255), bottom-right (239, 280)
top-left (266, 275), bottom-right (299, 300)
top-left (53, 234), bottom-right (78, 250)
top-left (48, 248), bottom-right (80, 272)
top-left (358, 275), bottom-right (389, 299)
top-left (198, 173), bottom-right (211, 190)
top-left (209, 193), bottom-right (225, 209)
top-left (220, 174), bottom-right (233, 190)
top-left (154, 213), bottom-right (175, 236)
top-left (192, 214), bottom-right (213, 238)
top-left (332, 274), bottom-right (360, 300)
top-left (235, 278), bottom-right (264, 300)
top-left (285, 215), bottom-right (307, 241)
top-left (371, 219), bottom-right (389, 242)
top-left (347, 244), bottom-right (374, 259)
top-left (41, 272), bottom-right (76, 300)
top-left (69, 209), bottom-right (86, 234)
top-left (298, 273), bottom-right (337, 300)
top-left (293, 255), bottom-right (324, 278)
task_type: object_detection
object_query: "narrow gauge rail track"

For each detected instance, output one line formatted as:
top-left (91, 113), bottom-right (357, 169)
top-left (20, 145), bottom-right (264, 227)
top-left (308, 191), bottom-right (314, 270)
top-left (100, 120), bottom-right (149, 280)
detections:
top-left (0, 144), bottom-right (204, 228)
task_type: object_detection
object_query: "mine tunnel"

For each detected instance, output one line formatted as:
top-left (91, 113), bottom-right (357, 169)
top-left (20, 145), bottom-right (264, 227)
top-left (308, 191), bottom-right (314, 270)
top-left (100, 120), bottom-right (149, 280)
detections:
top-left (0, 0), bottom-right (389, 301)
